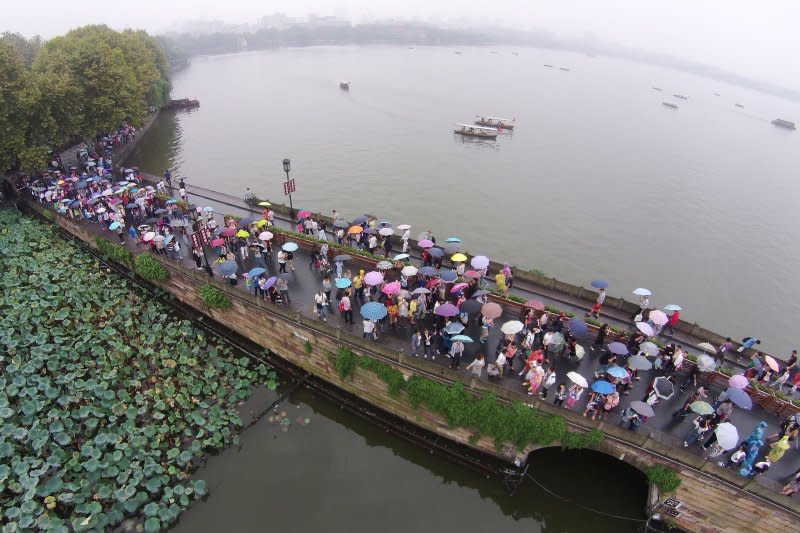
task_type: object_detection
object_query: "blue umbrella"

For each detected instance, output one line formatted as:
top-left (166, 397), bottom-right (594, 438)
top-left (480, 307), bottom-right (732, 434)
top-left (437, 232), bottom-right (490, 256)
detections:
top-left (472, 290), bottom-right (490, 297)
top-left (220, 261), bottom-right (238, 276)
top-left (440, 270), bottom-right (458, 282)
top-left (239, 218), bottom-right (254, 226)
top-left (108, 221), bottom-right (120, 231)
top-left (126, 202), bottom-right (137, 209)
top-left (282, 242), bottom-right (298, 252)
top-left (249, 267), bottom-right (266, 278)
top-left (166, 199), bottom-right (177, 205)
top-left (360, 302), bottom-right (387, 320)
top-left (418, 266), bottom-right (438, 277)
top-left (75, 182), bottom-right (87, 189)
top-left (608, 342), bottom-right (629, 355)
top-left (591, 380), bottom-right (615, 394)
top-left (69, 200), bottom-right (81, 208)
top-left (591, 279), bottom-right (609, 289)
top-left (154, 208), bottom-right (166, 215)
top-left (446, 237), bottom-right (462, 243)
top-left (567, 317), bottom-right (589, 338)
top-left (725, 388), bottom-right (753, 410)
top-left (377, 220), bottom-right (392, 227)
top-left (352, 215), bottom-right (369, 225)
top-left (450, 335), bottom-right (474, 343)
top-left (164, 235), bottom-right (174, 245)
top-left (606, 365), bottom-right (628, 379)
top-left (335, 278), bottom-right (352, 289)
top-left (445, 322), bottom-right (465, 335)
top-left (429, 247), bottom-right (444, 258)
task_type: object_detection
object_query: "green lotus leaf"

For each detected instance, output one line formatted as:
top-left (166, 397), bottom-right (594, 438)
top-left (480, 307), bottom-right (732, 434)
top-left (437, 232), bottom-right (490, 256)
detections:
top-left (145, 516), bottom-right (161, 533)
top-left (0, 407), bottom-right (13, 418)
top-left (193, 479), bottom-right (207, 497)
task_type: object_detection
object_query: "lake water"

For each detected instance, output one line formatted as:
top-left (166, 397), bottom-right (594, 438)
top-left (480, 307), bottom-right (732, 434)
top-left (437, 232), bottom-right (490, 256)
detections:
top-left (130, 44), bottom-right (800, 357)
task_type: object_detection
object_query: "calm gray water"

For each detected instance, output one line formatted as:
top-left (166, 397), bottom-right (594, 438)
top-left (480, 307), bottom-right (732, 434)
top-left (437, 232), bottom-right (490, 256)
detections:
top-left (130, 45), bottom-right (800, 357)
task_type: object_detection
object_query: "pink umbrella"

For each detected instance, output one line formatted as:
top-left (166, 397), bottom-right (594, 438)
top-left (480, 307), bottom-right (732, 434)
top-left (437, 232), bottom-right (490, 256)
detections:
top-left (450, 282), bottom-right (469, 294)
top-left (481, 302), bottom-right (503, 319)
top-left (211, 238), bottom-right (225, 247)
top-left (728, 374), bottom-right (748, 389)
top-left (649, 310), bottom-right (668, 325)
top-left (464, 270), bottom-right (480, 279)
top-left (221, 227), bottom-right (236, 237)
top-left (382, 281), bottom-right (401, 295)
top-left (525, 299), bottom-right (545, 311)
top-left (426, 278), bottom-right (442, 289)
top-left (470, 255), bottom-right (489, 269)
top-left (364, 271), bottom-right (384, 286)
top-left (418, 239), bottom-right (434, 248)
top-left (764, 355), bottom-right (780, 373)
top-left (435, 303), bottom-right (460, 317)
top-left (298, 210), bottom-right (311, 219)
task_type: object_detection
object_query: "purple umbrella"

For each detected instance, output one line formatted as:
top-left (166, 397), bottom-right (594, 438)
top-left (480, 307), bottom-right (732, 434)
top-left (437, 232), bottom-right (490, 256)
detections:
top-left (470, 255), bottom-right (489, 269)
top-left (435, 303), bottom-right (460, 317)
top-left (567, 317), bottom-right (589, 338)
top-left (429, 247), bottom-right (444, 258)
top-left (725, 387), bottom-right (753, 410)
top-left (364, 271), bottom-right (384, 286)
top-left (440, 270), bottom-right (458, 282)
top-left (263, 276), bottom-right (277, 290)
top-left (418, 239), bottom-right (434, 248)
top-left (608, 342), bottom-right (629, 355)
top-left (418, 266), bottom-right (438, 277)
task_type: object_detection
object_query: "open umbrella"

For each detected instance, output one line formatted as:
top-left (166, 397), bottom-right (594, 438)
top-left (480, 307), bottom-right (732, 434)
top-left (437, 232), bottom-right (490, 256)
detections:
top-left (459, 299), bottom-right (482, 314)
top-left (440, 270), bottom-right (458, 282)
top-left (202, 206), bottom-right (214, 212)
top-left (627, 355), bottom-right (653, 370)
top-left (364, 271), bottom-right (384, 286)
top-left (592, 380), bottom-right (615, 395)
top-left (376, 261), bottom-right (393, 270)
top-left (426, 278), bottom-right (442, 289)
top-left (221, 227), bottom-right (236, 237)
top-left (470, 256), bottom-right (489, 269)
top-left (298, 210), bottom-right (311, 219)
top-left (472, 290), bottom-right (490, 297)
top-left (125, 202), bottom-right (137, 209)
top-left (394, 253), bottom-right (410, 261)
top-left (575, 345), bottom-right (585, 360)
top-left (630, 401), bottom-right (655, 418)
top-left (567, 317), bottom-right (589, 338)
top-left (429, 247), bottom-right (444, 258)
top-left (608, 342), bottom-right (629, 355)
top-left (525, 299), bottom-right (545, 311)
top-left (649, 310), bottom-right (668, 325)
top-left (546, 332), bottom-right (565, 347)
top-left (348, 225), bottom-right (363, 235)
top-left (412, 287), bottom-right (430, 295)
top-left (450, 282), bottom-right (469, 294)
top-left (333, 219), bottom-right (349, 229)
top-left (382, 282), bottom-right (401, 296)
top-left (360, 302), bottom-right (387, 320)
top-left (418, 266), bottom-right (438, 277)
top-left (606, 366), bottom-right (628, 379)
top-left (451, 253), bottom-right (467, 262)
top-left (236, 230), bottom-right (250, 238)
top-left (696, 354), bottom-right (717, 372)
top-left (256, 219), bottom-right (268, 228)
top-left (352, 215), bottom-right (369, 225)
top-left (764, 355), bottom-right (780, 373)
top-left (481, 303), bottom-right (503, 319)
top-left (464, 270), bottom-right (480, 279)
top-left (248, 267), bottom-right (266, 278)
top-left (108, 221), bottom-right (120, 231)
top-left (450, 335), bottom-right (474, 343)
top-left (418, 239), bottom-right (434, 248)
top-left (378, 227), bottom-right (394, 237)
top-left (501, 320), bottom-right (524, 335)
top-left (263, 276), bottom-right (277, 290)
top-left (690, 401), bottom-right (714, 415)
top-left (258, 231), bottom-right (274, 241)
top-left (445, 322), bottom-right (465, 335)
top-left (632, 288), bottom-right (652, 296)
top-left (638, 342), bottom-right (660, 356)
top-left (397, 224), bottom-right (411, 230)
top-left (635, 322), bottom-right (654, 336)
top-left (143, 232), bottom-right (156, 242)
top-left (725, 388), bottom-right (752, 409)
top-left (446, 236), bottom-right (462, 243)
top-left (335, 278), bottom-right (352, 289)
top-left (435, 303), bottom-right (460, 317)
top-left (728, 374), bottom-right (749, 389)
top-left (697, 342), bottom-right (716, 353)
top-left (220, 261), bottom-right (238, 276)
top-left (590, 279), bottom-right (609, 289)
top-left (401, 265), bottom-right (418, 277)
top-left (211, 238), bottom-right (225, 247)
top-left (333, 255), bottom-right (352, 263)
top-left (258, 201), bottom-right (272, 207)
top-left (567, 371), bottom-right (588, 388)
top-left (282, 242), bottom-right (298, 252)
top-left (714, 422), bottom-right (740, 451)
top-left (653, 376), bottom-right (675, 399)
top-left (664, 304), bottom-right (682, 311)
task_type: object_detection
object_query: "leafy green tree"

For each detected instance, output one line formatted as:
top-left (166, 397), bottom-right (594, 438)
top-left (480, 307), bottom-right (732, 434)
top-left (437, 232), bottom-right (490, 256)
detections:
top-left (0, 40), bottom-right (28, 172)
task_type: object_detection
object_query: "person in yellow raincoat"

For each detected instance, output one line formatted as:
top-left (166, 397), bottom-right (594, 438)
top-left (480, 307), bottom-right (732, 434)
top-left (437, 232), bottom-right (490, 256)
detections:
top-left (495, 272), bottom-right (508, 297)
top-left (767, 435), bottom-right (791, 463)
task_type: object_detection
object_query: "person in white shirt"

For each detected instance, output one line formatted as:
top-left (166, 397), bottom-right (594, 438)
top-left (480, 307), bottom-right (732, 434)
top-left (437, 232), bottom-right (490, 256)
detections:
top-left (401, 229), bottom-right (411, 253)
top-left (314, 290), bottom-right (328, 321)
top-left (363, 319), bottom-right (376, 341)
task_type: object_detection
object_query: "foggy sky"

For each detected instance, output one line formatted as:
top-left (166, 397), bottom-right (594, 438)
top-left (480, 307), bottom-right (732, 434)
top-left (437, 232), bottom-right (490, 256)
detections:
top-left (5, 0), bottom-right (800, 89)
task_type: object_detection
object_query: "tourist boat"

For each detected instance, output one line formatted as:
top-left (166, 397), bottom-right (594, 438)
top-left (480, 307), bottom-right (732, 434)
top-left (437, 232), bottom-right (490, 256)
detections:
top-left (544, 64), bottom-right (553, 68)
top-left (771, 118), bottom-right (796, 130)
top-left (714, 92), bottom-right (721, 96)
top-left (454, 124), bottom-right (498, 139)
top-left (339, 81), bottom-right (350, 90)
top-left (474, 116), bottom-right (516, 130)
top-left (164, 98), bottom-right (199, 110)
top-left (673, 94), bottom-right (688, 100)
top-left (454, 51), bottom-right (462, 55)
top-left (560, 67), bottom-right (570, 71)
top-left (652, 87), bottom-right (663, 91)
top-left (512, 52), bottom-right (519, 56)
top-left (662, 102), bottom-right (679, 109)
top-left (735, 103), bottom-right (744, 108)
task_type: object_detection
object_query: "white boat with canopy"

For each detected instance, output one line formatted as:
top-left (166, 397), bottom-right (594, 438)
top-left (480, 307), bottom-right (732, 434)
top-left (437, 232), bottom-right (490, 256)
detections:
top-left (474, 116), bottom-right (516, 130)
top-left (454, 124), bottom-right (499, 139)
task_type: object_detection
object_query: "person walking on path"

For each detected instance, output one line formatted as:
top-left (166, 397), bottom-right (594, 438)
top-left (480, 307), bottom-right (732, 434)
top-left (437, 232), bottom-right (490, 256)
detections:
top-left (276, 277), bottom-right (291, 305)
top-left (277, 250), bottom-right (287, 273)
top-left (553, 383), bottom-right (568, 406)
top-left (363, 319), bottom-right (377, 341)
top-left (665, 309), bottom-right (680, 336)
top-left (340, 290), bottom-right (353, 325)
top-left (411, 329), bottom-right (422, 357)
top-left (684, 415), bottom-right (713, 447)
top-left (450, 339), bottom-right (465, 369)
top-left (314, 290), bottom-right (328, 321)
top-left (586, 288), bottom-right (606, 319)
top-left (466, 353), bottom-right (486, 378)
top-left (737, 336), bottom-right (761, 358)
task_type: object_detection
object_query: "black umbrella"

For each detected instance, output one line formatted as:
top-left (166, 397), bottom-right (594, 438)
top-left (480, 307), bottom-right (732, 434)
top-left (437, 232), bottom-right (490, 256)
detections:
top-left (333, 220), bottom-right (349, 229)
top-left (352, 215), bottom-right (368, 225)
top-left (459, 299), bottom-right (483, 314)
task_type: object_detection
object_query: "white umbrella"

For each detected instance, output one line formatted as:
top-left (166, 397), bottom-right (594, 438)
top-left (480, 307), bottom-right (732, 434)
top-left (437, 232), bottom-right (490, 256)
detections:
top-left (379, 227), bottom-right (394, 236)
top-left (697, 342), bottom-right (716, 353)
top-left (715, 422), bottom-right (739, 451)
top-left (258, 231), bottom-right (274, 241)
top-left (575, 345), bottom-right (585, 361)
top-left (638, 342), bottom-right (660, 356)
top-left (649, 310), bottom-right (668, 325)
top-left (143, 231), bottom-right (156, 242)
top-left (567, 371), bottom-right (588, 388)
top-left (401, 265), bottom-right (418, 277)
top-left (636, 322), bottom-right (654, 336)
top-left (696, 354), bottom-right (717, 372)
top-left (632, 287), bottom-right (652, 296)
top-left (664, 304), bottom-right (682, 311)
top-left (501, 320), bottom-right (524, 335)
top-left (397, 224), bottom-right (411, 230)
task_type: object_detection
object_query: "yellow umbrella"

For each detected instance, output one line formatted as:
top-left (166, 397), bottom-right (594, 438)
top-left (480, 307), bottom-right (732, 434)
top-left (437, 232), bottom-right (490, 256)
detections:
top-left (451, 253), bottom-right (467, 262)
top-left (258, 201), bottom-right (271, 207)
top-left (256, 219), bottom-right (268, 228)
top-left (348, 225), bottom-right (363, 235)
top-left (236, 230), bottom-right (250, 238)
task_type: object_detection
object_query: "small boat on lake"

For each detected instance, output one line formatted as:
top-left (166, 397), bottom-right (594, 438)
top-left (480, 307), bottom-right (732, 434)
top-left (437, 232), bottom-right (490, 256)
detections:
top-left (454, 51), bottom-right (462, 55)
top-left (662, 102), bottom-right (679, 109)
top-left (772, 118), bottom-right (796, 130)
top-left (673, 94), bottom-right (688, 100)
top-left (544, 64), bottom-right (553, 68)
top-left (512, 52), bottom-right (519, 56)
top-left (714, 93), bottom-right (721, 96)
top-left (652, 87), bottom-right (663, 91)
top-left (454, 124), bottom-right (498, 139)
top-left (735, 103), bottom-right (744, 108)
top-left (475, 116), bottom-right (516, 130)
top-left (339, 81), bottom-right (350, 90)
top-left (164, 98), bottom-right (199, 110)
top-left (560, 67), bottom-right (570, 71)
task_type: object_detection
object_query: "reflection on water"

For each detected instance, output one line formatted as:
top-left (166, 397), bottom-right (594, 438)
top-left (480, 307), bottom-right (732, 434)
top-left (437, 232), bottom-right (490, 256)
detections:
top-left (172, 387), bottom-right (646, 533)
top-left (128, 110), bottom-right (185, 177)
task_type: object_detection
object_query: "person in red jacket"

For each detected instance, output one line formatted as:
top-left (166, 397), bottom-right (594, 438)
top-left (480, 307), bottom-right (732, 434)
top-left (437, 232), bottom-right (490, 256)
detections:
top-left (665, 310), bottom-right (680, 336)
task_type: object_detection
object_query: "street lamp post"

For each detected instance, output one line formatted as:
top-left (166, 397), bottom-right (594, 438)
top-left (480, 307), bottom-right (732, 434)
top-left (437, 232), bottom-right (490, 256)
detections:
top-left (282, 158), bottom-right (294, 220)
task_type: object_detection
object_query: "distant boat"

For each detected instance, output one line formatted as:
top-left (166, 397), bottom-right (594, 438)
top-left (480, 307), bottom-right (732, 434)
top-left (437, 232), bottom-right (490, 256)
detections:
top-left (652, 87), bottom-right (663, 91)
top-left (512, 52), bottom-right (519, 56)
top-left (673, 94), bottom-right (688, 100)
top-left (560, 67), bottom-right (570, 71)
top-left (714, 93), bottom-right (721, 96)
top-left (454, 51), bottom-right (462, 55)
top-left (490, 51), bottom-right (499, 55)
top-left (339, 81), bottom-right (350, 90)
top-left (662, 102), bottom-right (679, 109)
top-left (475, 116), bottom-right (516, 130)
top-left (164, 98), bottom-right (199, 110)
top-left (454, 124), bottom-right (498, 139)
top-left (771, 118), bottom-right (796, 130)
top-left (735, 103), bottom-right (744, 108)
top-left (544, 64), bottom-right (553, 68)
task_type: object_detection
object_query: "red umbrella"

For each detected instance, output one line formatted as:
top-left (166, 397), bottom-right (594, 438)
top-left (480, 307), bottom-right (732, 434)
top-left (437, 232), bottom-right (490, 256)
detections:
top-left (525, 299), bottom-right (545, 311)
top-left (211, 238), bottom-right (225, 247)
